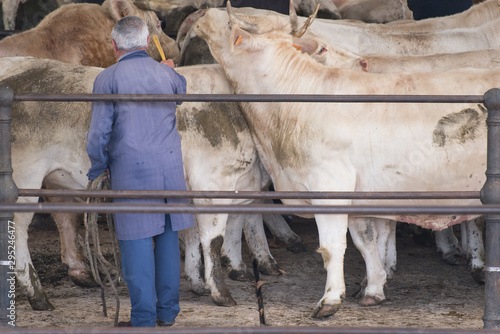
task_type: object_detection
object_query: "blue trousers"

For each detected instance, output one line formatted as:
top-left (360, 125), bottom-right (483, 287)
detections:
top-left (119, 215), bottom-right (180, 327)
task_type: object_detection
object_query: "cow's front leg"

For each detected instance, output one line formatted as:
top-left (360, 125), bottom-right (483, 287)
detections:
top-left (349, 217), bottom-right (387, 306)
top-left (14, 210), bottom-right (54, 310)
top-left (312, 212), bottom-right (349, 319)
top-left (197, 204), bottom-right (236, 306)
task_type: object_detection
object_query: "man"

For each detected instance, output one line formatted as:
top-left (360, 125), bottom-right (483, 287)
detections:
top-left (86, 16), bottom-right (194, 327)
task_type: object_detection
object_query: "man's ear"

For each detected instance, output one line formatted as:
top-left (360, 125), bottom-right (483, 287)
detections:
top-left (231, 26), bottom-right (254, 50)
top-left (112, 39), bottom-right (119, 55)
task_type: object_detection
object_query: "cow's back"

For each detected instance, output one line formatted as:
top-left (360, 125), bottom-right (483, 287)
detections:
top-left (0, 4), bottom-right (116, 67)
top-left (0, 57), bottom-right (101, 153)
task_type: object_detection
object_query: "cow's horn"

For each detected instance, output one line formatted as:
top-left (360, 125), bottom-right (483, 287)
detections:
top-left (227, 0), bottom-right (259, 33)
top-left (289, 0), bottom-right (299, 34)
top-left (292, 3), bottom-right (319, 37)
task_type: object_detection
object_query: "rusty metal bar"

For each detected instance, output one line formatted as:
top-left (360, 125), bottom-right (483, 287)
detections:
top-left (13, 93), bottom-right (484, 103)
top-left (481, 88), bottom-right (500, 329)
top-left (18, 188), bottom-right (480, 200)
top-left (0, 86), bottom-right (17, 328)
top-left (0, 326), bottom-right (497, 334)
top-left (0, 202), bottom-right (496, 216)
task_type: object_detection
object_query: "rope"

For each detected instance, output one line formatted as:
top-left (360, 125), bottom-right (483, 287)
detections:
top-left (83, 170), bottom-right (122, 327)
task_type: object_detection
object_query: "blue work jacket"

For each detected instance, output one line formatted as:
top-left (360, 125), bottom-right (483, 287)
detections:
top-left (86, 50), bottom-right (194, 240)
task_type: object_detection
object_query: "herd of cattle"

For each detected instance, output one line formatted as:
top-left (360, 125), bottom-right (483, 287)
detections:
top-left (0, 0), bottom-right (496, 321)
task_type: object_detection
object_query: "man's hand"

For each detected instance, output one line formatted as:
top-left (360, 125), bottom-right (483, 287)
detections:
top-left (161, 59), bottom-right (175, 68)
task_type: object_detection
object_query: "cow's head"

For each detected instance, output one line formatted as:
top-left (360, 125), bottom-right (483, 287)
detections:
top-left (102, 0), bottom-right (180, 63)
top-left (192, 0), bottom-right (355, 71)
top-left (192, 1), bottom-right (302, 67)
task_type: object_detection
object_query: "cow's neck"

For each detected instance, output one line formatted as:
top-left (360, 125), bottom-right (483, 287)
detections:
top-left (218, 45), bottom-right (329, 183)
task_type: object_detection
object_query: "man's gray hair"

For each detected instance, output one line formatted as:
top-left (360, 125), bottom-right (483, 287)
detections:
top-left (111, 16), bottom-right (149, 51)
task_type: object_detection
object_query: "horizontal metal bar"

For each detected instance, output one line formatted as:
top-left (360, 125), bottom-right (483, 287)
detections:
top-left (0, 30), bottom-right (20, 36)
top-left (0, 202), bottom-right (496, 215)
top-left (12, 93), bottom-right (484, 103)
top-left (0, 326), bottom-right (495, 334)
top-left (18, 189), bottom-right (480, 200)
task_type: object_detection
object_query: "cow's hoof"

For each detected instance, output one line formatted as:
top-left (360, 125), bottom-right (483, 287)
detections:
top-left (443, 254), bottom-right (468, 266)
top-left (29, 295), bottom-right (55, 311)
top-left (228, 269), bottom-right (253, 281)
top-left (257, 261), bottom-right (282, 276)
top-left (190, 285), bottom-right (210, 296)
top-left (471, 268), bottom-right (485, 285)
top-left (351, 285), bottom-right (363, 299)
top-left (69, 271), bottom-right (99, 288)
top-left (286, 240), bottom-right (307, 253)
top-left (311, 303), bottom-right (341, 319)
top-left (359, 295), bottom-right (385, 307)
top-left (211, 294), bottom-right (237, 307)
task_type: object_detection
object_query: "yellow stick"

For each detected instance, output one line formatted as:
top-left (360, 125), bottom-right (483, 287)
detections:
top-left (153, 34), bottom-right (166, 61)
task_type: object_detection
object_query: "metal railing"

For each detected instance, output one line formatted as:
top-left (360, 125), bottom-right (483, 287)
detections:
top-left (2, 87), bottom-right (500, 332)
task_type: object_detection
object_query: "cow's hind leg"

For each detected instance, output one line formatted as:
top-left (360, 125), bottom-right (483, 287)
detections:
top-left (42, 170), bottom-right (97, 287)
top-left (262, 212), bottom-right (306, 253)
top-left (435, 226), bottom-right (467, 266)
top-left (196, 201), bottom-right (236, 306)
top-left (180, 221), bottom-right (209, 295)
top-left (242, 213), bottom-right (282, 276)
top-left (348, 217), bottom-right (387, 307)
top-left (222, 213), bottom-right (253, 281)
top-left (462, 217), bottom-right (485, 284)
top-left (376, 218), bottom-right (397, 279)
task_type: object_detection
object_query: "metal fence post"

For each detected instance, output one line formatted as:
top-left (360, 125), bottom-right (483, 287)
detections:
top-left (0, 86), bottom-right (18, 328)
top-left (481, 88), bottom-right (500, 329)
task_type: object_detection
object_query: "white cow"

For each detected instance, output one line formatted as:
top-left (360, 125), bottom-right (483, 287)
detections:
top-left (176, 4), bottom-right (400, 296)
top-left (179, 3), bottom-right (495, 282)
top-left (0, 57), bottom-right (286, 309)
top-left (179, 2), bottom-right (496, 287)
top-left (299, 25), bottom-right (493, 282)
top-left (192, 4), bottom-right (497, 318)
top-left (325, 0), bottom-right (500, 31)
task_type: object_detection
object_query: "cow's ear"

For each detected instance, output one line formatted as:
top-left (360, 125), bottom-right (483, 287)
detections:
top-left (231, 26), bottom-right (255, 51)
top-left (292, 37), bottom-right (319, 55)
top-left (108, 0), bottom-right (139, 22)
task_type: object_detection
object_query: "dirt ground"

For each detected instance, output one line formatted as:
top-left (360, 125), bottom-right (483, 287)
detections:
top-left (14, 215), bottom-right (485, 330)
